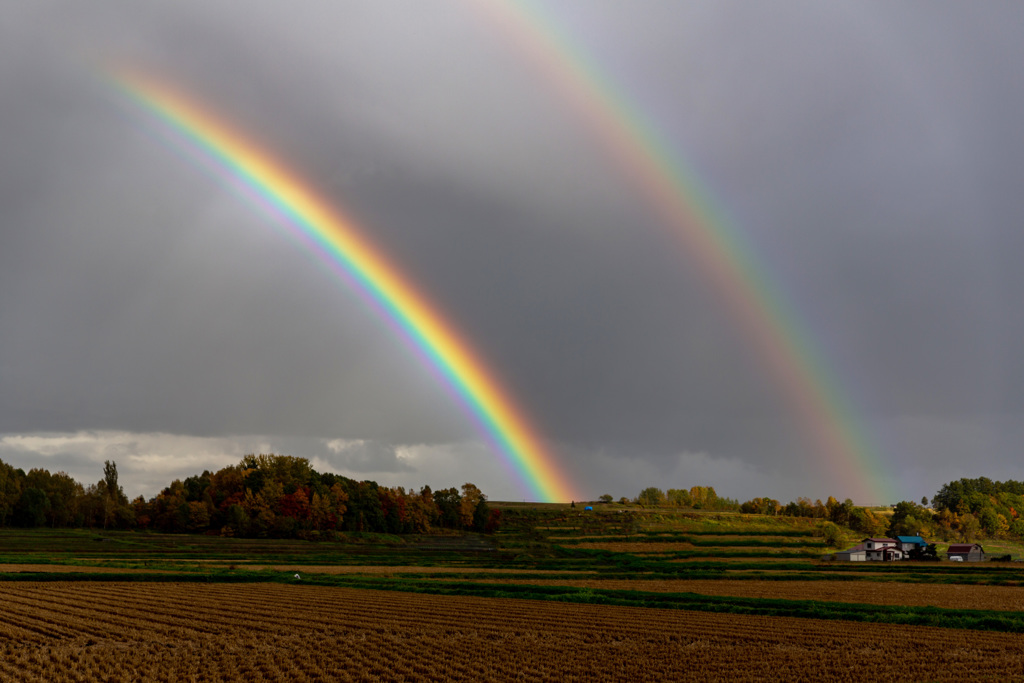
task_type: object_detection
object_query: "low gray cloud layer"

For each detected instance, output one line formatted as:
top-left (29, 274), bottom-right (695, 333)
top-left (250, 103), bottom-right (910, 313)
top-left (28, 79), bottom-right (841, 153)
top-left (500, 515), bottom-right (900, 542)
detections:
top-left (2, 1), bottom-right (1023, 503)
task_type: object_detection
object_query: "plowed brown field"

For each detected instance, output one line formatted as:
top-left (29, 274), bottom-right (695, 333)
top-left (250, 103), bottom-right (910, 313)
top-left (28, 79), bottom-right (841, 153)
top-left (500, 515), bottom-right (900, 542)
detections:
top-left (239, 565), bottom-right (593, 576)
top-left (469, 578), bottom-right (1024, 611)
top-left (1, 583), bottom-right (1024, 681)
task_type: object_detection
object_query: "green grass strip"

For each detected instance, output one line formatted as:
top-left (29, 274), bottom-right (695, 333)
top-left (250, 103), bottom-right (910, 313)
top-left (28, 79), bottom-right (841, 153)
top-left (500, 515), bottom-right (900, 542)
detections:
top-left (553, 536), bottom-right (822, 547)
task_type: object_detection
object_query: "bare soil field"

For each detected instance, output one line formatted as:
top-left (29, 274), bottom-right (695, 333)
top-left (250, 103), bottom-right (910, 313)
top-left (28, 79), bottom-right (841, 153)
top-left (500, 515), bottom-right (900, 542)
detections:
top-left (669, 556), bottom-right (815, 562)
top-left (2, 582), bottom-right (1024, 681)
top-left (470, 578), bottom-right (1024, 612)
top-left (238, 565), bottom-right (592, 576)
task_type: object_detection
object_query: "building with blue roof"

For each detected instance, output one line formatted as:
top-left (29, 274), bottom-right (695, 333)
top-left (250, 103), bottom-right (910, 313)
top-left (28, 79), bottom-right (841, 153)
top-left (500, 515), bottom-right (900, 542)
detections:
top-left (832, 536), bottom-right (931, 562)
top-left (895, 536), bottom-right (928, 554)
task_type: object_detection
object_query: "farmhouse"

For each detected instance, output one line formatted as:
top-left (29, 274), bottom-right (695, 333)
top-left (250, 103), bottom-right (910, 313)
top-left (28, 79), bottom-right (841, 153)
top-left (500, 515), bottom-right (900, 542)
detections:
top-left (865, 546), bottom-right (903, 561)
top-left (835, 537), bottom-right (918, 562)
top-left (863, 537), bottom-right (896, 551)
top-left (863, 538), bottom-right (903, 561)
top-left (946, 543), bottom-right (985, 562)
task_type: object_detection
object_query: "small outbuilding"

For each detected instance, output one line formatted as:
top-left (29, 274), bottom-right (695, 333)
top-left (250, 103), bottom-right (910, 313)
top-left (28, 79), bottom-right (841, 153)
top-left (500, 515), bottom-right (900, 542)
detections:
top-left (946, 543), bottom-right (985, 562)
top-left (834, 542), bottom-right (867, 562)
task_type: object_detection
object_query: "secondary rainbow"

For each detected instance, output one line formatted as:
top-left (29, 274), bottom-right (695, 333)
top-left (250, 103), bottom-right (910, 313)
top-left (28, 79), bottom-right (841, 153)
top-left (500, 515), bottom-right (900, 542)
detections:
top-left (110, 68), bottom-right (576, 503)
top-left (473, 2), bottom-right (889, 503)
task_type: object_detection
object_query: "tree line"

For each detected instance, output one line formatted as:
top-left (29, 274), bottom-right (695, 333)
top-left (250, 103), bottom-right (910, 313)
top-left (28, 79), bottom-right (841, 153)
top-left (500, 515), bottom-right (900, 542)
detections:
top-left (0, 455), bottom-right (498, 538)
top-left (620, 487), bottom-right (890, 536)
top-left (622, 478), bottom-right (1024, 543)
top-left (926, 477), bottom-right (1024, 541)
top-left (622, 486), bottom-right (741, 512)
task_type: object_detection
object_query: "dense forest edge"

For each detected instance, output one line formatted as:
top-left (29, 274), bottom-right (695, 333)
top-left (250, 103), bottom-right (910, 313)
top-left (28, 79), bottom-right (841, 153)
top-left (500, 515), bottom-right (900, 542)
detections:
top-left (1, 455), bottom-right (1022, 545)
top-left (0, 455), bottom-right (496, 538)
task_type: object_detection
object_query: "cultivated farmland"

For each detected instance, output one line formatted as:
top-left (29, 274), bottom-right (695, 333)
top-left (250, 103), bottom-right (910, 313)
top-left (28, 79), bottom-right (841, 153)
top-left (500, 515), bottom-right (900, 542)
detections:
top-left (465, 578), bottom-right (1024, 612)
top-left (3, 509), bottom-right (1024, 680)
top-left (3, 583), bottom-right (1024, 682)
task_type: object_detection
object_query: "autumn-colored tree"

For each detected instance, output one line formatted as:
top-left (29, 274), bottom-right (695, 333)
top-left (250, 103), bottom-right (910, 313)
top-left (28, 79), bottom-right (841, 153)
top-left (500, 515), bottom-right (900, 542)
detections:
top-left (407, 486), bottom-right (438, 533)
top-left (689, 486), bottom-right (718, 510)
top-left (848, 506), bottom-right (888, 537)
top-left (243, 489), bottom-right (276, 537)
top-left (309, 492), bottom-right (333, 531)
top-left (241, 454), bottom-right (313, 496)
top-left (187, 501), bottom-right (211, 531)
top-left (483, 508), bottom-right (502, 534)
top-left (978, 507), bottom-right (1008, 538)
top-left (209, 465), bottom-right (246, 510)
top-left (0, 454), bottom-right (505, 538)
top-left (131, 496), bottom-right (151, 529)
top-left (740, 497), bottom-right (781, 516)
top-left (933, 507), bottom-right (958, 540)
top-left (279, 487), bottom-right (311, 522)
top-left (957, 510), bottom-right (982, 542)
top-left (328, 482), bottom-right (349, 528)
top-left (825, 496), bottom-right (839, 516)
top-left (666, 489), bottom-right (692, 507)
top-left (459, 483), bottom-right (484, 529)
top-left (261, 480), bottom-right (285, 515)
top-left (637, 487), bottom-right (666, 507)
top-left (391, 488), bottom-right (413, 533)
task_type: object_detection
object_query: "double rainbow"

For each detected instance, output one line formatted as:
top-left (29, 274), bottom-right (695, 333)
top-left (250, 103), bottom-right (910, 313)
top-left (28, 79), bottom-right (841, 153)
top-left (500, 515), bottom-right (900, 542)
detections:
top-left (475, 2), bottom-right (889, 503)
top-left (111, 69), bottom-right (576, 503)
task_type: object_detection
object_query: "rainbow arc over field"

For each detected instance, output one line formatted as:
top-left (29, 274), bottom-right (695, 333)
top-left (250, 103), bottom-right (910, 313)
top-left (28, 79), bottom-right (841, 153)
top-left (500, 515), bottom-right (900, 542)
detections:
top-left (476, 2), bottom-right (889, 503)
top-left (111, 69), bottom-right (576, 503)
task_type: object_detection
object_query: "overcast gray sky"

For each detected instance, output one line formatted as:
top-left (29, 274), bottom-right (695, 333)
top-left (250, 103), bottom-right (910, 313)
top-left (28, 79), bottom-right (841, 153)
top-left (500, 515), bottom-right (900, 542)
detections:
top-left (2, 1), bottom-right (1023, 505)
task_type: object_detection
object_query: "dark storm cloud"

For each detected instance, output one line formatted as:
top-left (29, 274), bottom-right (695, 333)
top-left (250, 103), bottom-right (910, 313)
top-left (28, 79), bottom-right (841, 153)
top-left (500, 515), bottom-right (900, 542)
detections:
top-left (2, 1), bottom-right (1024, 502)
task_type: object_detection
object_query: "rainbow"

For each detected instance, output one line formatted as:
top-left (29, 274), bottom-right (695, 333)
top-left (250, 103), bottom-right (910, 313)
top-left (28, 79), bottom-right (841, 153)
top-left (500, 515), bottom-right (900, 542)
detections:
top-left (473, 3), bottom-right (889, 503)
top-left (110, 69), bottom-right (576, 503)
